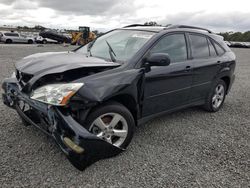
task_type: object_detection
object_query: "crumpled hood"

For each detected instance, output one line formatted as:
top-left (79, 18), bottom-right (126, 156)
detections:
top-left (15, 51), bottom-right (120, 76)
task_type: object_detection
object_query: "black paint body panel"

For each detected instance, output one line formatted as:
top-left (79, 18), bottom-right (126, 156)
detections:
top-left (2, 26), bottom-right (236, 170)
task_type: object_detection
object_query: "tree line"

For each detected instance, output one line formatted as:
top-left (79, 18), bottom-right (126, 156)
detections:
top-left (143, 22), bottom-right (250, 42)
top-left (219, 32), bottom-right (250, 42)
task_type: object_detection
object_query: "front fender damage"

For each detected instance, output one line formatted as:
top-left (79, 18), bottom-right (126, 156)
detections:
top-left (2, 80), bottom-right (123, 170)
top-left (62, 68), bottom-right (146, 169)
top-left (74, 68), bottom-right (145, 104)
top-left (52, 108), bottom-right (123, 170)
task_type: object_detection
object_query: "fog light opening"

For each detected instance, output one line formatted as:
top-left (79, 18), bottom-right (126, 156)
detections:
top-left (63, 137), bottom-right (84, 154)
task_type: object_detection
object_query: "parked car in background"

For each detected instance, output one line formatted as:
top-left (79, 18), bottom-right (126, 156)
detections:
top-left (224, 41), bottom-right (231, 47)
top-left (39, 29), bottom-right (71, 43)
top-left (35, 35), bottom-right (58, 44)
top-left (230, 41), bottom-right (250, 48)
top-left (0, 32), bottom-right (34, 44)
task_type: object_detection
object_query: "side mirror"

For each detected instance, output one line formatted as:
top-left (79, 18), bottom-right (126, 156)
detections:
top-left (146, 53), bottom-right (171, 66)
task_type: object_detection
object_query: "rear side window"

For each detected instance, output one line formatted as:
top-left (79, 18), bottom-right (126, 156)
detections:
top-left (208, 39), bottom-right (217, 57)
top-left (150, 34), bottom-right (187, 62)
top-left (189, 34), bottom-right (210, 59)
top-left (213, 42), bottom-right (225, 56)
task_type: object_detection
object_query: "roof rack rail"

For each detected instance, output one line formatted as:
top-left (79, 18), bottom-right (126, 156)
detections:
top-left (166, 25), bottom-right (213, 33)
top-left (123, 24), bottom-right (148, 28)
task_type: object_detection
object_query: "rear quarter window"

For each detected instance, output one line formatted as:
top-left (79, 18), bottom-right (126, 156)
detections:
top-left (207, 39), bottom-right (217, 57)
top-left (213, 41), bottom-right (225, 56)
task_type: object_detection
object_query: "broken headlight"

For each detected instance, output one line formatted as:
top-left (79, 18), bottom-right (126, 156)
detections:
top-left (30, 83), bottom-right (84, 106)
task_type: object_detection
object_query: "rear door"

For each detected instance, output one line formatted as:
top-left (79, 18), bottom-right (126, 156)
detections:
top-left (19, 34), bottom-right (28, 43)
top-left (188, 33), bottom-right (225, 101)
top-left (142, 33), bottom-right (193, 117)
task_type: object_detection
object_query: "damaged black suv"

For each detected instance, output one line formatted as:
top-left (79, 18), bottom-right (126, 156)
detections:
top-left (2, 25), bottom-right (236, 170)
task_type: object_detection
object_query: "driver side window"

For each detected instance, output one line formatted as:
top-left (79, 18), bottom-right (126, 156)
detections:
top-left (150, 33), bottom-right (187, 63)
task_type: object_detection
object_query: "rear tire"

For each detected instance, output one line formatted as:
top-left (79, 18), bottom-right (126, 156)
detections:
top-left (42, 40), bottom-right (47, 44)
top-left (82, 102), bottom-right (135, 149)
top-left (203, 79), bottom-right (227, 112)
top-left (28, 40), bottom-right (33, 44)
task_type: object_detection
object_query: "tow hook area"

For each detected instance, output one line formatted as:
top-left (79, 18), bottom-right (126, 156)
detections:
top-left (63, 137), bottom-right (85, 154)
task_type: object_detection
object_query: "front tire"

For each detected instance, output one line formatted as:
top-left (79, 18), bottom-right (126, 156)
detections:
top-left (6, 39), bottom-right (12, 44)
top-left (82, 102), bottom-right (135, 149)
top-left (203, 79), bottom-right (227, 112)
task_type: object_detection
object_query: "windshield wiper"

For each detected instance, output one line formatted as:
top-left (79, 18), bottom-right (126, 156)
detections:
top-left (87, 41), bottom-right (95, 56)
top-left (105, 40), bottom-right (116, 62)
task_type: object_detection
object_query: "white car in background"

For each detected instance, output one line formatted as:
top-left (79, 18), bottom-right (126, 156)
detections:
top-left (35, 35), bottom-right (58, 44)
top-left (0, 32), bottom-right (34, 44)
top-left (224, 41), bottom-right (231, 47)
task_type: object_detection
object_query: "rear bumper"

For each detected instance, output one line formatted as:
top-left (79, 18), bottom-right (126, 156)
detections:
top-left (2, 77), bottom-right (123, 170)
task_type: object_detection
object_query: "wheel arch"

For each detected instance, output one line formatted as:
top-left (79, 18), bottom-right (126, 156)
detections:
top-left (215, 68), bottom-right (232, 94)
top-left (6, 38), bottom-right (12, 43)
top-left (220, 76), bottom-right (230, 93)
top-left (105, 94), bottom-right (138, 124)
top-left (78, 94), bottom-right (139, 126)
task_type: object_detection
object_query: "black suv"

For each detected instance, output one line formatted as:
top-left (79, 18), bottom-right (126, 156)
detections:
top-left (2, 25), bottom-right (236, 170)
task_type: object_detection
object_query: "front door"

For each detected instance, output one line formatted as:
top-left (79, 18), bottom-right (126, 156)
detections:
top-left (142, 33), bottom-right (193, 117)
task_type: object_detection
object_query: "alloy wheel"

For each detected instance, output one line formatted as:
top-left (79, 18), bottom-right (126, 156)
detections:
top-left (89, 113), bottom-right (128, 147)
top-left (212, 84), bottom-right (225, 109)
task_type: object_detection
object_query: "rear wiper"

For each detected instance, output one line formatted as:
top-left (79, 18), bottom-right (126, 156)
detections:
top-left (105, 40), bottom-right (116, 62)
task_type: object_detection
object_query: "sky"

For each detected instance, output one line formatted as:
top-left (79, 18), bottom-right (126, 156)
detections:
top-left (0, 0), bottom-right (250, 32)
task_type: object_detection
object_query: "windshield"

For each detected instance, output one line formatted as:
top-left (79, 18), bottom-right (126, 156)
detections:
top-left (76, 29), bottom-right (154, 62)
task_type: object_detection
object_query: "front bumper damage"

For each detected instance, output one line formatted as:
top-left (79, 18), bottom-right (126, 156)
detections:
top-left (2, 77), bottom-right (123, 170)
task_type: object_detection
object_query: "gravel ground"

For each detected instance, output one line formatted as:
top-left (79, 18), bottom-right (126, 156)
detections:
top-left (0, 44), bottom-right (249, 187)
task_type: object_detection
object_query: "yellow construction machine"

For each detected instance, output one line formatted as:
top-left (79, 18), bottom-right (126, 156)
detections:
top-left (71, 26), bottom-right (96, 45)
